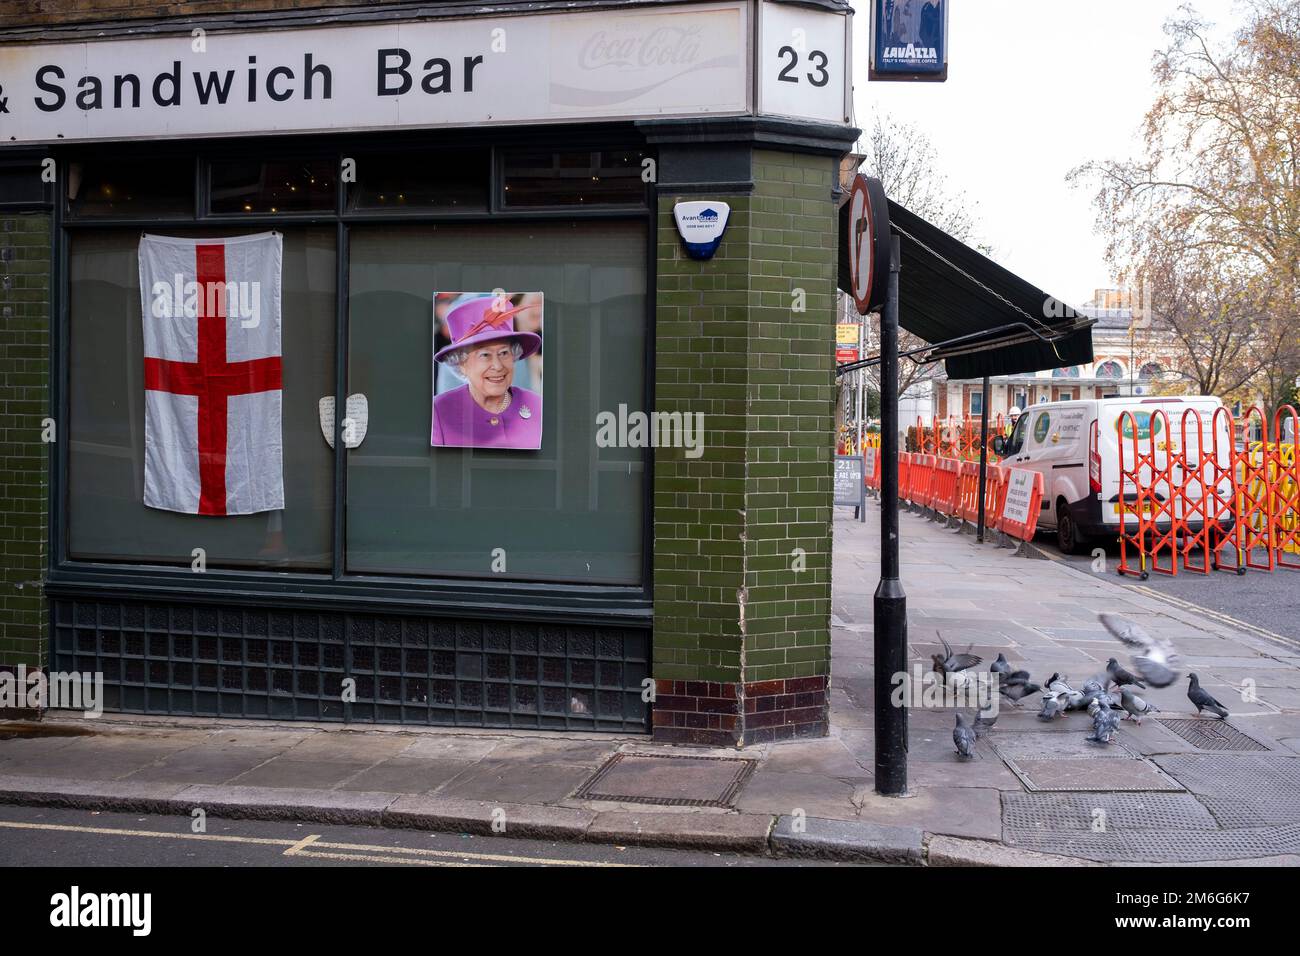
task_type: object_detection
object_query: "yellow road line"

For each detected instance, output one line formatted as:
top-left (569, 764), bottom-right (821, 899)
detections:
top-left (1131, 585), bottom-right (1300, 651)
top-left (283, 833), bottom-right (321, 856)
top-left (0, 820), bottom-right (293, 846)
top-left (289, 848), bottom-right (485, 867)
top-left (310, 839), bottom-right (630, 867)
top-left (0, 818), bottom-right (629, 867)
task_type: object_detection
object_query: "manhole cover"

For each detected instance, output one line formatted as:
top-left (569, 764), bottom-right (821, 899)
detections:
top-left (1004, 824), bottom-right (1300, 863)
top-left (1156, 719), bottom-right (1270, 752)
top-left (1004, 758), bottom-right (1185, 792)
top-left (1003, 792), bottom-right (1218, 831)
top-left (992, 733), bottom-right (1136, 761)
top-left (573, 753), bottom-right (757, 808)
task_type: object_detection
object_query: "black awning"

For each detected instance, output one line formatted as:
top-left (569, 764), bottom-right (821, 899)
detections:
top-left (887, 201), bottom-right (1094, 378)
top-left (837, 197), bottom-right (1094, 379)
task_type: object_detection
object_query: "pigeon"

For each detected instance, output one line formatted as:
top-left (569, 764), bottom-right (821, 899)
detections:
top-left (1187, 673), bottom-right (1229, 719)
top-left (1100, 613), bottom-right (1181, 687)
top-left (932, 635), bottom-right (982, 677)
top-left (1086, 697), bottom-right (1121, 743)
top-left (990, 653), bottom-right (1012, 679)
top-left (1120, 686), bottom-right (1160, 724)
top-left (1038, 695), bottom-right (1066, 720)
top-left (953, 712), bottom-right (977, 758)
top-left (1000, 673), bottom-right (1041, 706)
top-left (974, 708), bottom-right (998, 737)
top-left (1106, 657), bottom-right (1146, 691)
top-left (1045, 675), bottom-right (1086, 711)
top-left (1079, 677), bottom-right (1121, 712)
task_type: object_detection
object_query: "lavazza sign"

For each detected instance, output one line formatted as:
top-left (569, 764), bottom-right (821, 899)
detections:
top-left (0, 2), bottom-right (851, 143)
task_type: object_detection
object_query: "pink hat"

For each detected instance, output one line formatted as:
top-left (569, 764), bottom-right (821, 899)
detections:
top-left (434, 296), bottom-right (541, 364)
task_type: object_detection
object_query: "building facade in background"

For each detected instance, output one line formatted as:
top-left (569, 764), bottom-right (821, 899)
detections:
top-left (930, 288), bottom-right (1181, 422)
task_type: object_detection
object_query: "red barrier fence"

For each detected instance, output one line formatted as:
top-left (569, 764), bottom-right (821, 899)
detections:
top-left (1117, 404), bottom-right (1299, 578)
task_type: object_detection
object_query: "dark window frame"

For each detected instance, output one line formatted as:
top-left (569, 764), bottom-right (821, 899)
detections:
top-left (47, 128), bottom-right (656, 624)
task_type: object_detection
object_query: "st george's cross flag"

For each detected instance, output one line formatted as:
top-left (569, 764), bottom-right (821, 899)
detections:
top-left (139, 232), bottom-right (284, 515)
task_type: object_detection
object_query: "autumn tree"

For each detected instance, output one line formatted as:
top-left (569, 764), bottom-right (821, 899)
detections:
top-left (1073, 0), bottom-right (1300, 417)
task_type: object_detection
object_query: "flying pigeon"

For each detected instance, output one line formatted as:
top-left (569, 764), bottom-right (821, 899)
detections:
top-left (1086, 697), bottom-right (1121, 743)
top-left (990, 653), bottom-right (1012, 679)
top-left (1187, 673), bottom-right (1229, 719)
top-left (1106, 657), bottom-right (1146, 691)
top-left (1100, 613), bottom-right (1181, 688)
top-left (1120, 686), bottom-right (1160, 725)
top-left (953, 712), bottom-right (977, 758)
top-left (1000, 673), bottom-right (1041, 706)
top-left (932, 635), bottom-right (982, 677)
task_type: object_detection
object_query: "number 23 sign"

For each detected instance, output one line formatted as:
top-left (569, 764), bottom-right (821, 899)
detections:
top-left (758, 3), bottom-right (851, 125)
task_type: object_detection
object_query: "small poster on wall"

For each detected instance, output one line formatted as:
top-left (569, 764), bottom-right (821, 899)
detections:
top-left (431, 292), bottom-right (544, 451)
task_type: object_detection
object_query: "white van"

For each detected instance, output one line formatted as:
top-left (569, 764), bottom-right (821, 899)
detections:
top-left (991, 396), bottom-right (1233, 553)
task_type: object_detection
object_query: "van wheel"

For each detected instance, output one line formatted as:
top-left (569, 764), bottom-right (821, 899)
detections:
top-left (1057, 503), bottom-right (1089, 555)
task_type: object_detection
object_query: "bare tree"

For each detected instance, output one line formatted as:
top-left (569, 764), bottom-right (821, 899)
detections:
top-left (857, 113), bottom-right (988, 403)
top-left (1072, 0), bottom-right (1300, 414)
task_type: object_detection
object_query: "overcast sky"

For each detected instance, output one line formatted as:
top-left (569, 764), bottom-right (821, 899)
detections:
top-left (852, 0), bottom-right (1240, 308)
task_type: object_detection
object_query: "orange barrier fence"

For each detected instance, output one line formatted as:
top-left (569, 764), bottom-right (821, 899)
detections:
top-left (997, 468), bottom-right (1045, 541)
top-left (863, 446), bottom-right (881, 491)
top-left (930, 457), bottom-right (961, 516)
top-left (886, 449), bottom-right (1040, 546)
top-left (909, 416), bottom-right (1010, 462)
top-left (1117, 404), bottom-right (1300, 579)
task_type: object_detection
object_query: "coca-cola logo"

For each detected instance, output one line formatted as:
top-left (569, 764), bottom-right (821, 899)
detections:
top-left (578, 25), bottom-right (703, 71)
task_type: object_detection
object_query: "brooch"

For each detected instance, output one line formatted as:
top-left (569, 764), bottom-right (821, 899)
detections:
top-left (519, 406), bottom-right (533, 420)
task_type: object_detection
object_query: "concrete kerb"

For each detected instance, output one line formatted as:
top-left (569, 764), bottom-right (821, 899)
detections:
top-left (0, 774), bottom-right (1120, 865)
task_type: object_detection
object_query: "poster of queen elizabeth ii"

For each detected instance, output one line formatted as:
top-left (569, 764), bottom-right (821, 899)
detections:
top-left (431, 292), bottom-right (544, 450)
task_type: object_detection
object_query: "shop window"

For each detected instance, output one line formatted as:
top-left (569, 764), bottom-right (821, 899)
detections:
top-left (0, 163), bottom-right (47, 207)
top-left (346, 220), bottom-right (646, 584)
top-left (501, 149), bottom-right (645, 207)
top-left (67, 226), bottom-right (336, 569)
top-left (210, 158), bottom-right (335, 214)
top-left (349, 149), bottom-right (489, 211)
top-left (68, 159), bottom-right (194, 218)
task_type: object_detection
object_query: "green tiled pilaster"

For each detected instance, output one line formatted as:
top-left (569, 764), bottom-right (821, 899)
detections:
top-left (0, 213), bottom-right (50, 669)
top-left (652, 149), bottom-right (838, 691)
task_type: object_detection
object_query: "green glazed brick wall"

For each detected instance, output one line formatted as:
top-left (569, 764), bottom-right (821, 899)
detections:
top-left (652, 190), bottom-right (753, 687)
top-left (741, 150), bottom-right (836, 685)
top-left (0, 213), bottom-right (50, 670)
top-left (652, 148), bottom-right (838, 689)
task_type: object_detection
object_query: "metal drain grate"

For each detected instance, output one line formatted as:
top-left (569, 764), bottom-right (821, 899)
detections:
top-left (573, 753), bottom-right (758, 808)
top-left (1003, 792), bottom-right (1219, 831)
top-left (992, 733), bottom-right (1137, 762)
top-left (1004, 758), bottom-right (1185, 792)
top-left (1155, 753), bottom-right (1300, 797)
top-left (1197, 794), bottom-right (1300, 828)
top-left (1157, 719), bottom-right (1269, 752)
top-left (1004, 824), bottom-right (1300, 863)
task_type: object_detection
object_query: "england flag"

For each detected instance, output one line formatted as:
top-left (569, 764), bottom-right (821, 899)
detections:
top-left (139, 232), bottom-right (284, 515)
